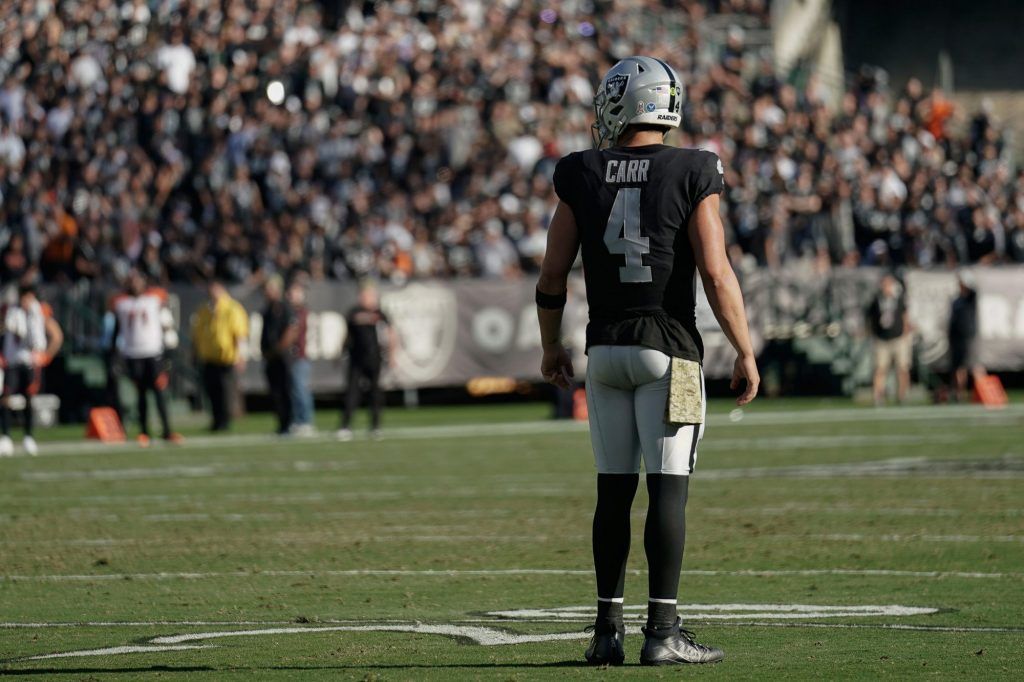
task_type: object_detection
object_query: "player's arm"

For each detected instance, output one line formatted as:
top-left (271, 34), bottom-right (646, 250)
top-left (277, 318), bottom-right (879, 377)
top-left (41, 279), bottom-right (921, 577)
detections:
top-left (106, 295), bottom-right (122, 352)
top-left (536, 201), bottom-right (580, 389)
top-left (190, 312), bottom-right (202, 366)
top-left (688, 194), bottom-right (759, 405)
top-left (384, 316), bottom-right (399, 368)
top-left (108, 311), bottom-right (121, 352)
top-left (42, 316), bottom-right (63, 365)
top-left (232, 302), bottom-right (248, 371)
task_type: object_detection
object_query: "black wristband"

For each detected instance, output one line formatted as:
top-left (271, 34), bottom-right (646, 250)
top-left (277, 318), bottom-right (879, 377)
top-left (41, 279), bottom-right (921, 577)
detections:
top-left (535, 287), bottom-right (567, 310)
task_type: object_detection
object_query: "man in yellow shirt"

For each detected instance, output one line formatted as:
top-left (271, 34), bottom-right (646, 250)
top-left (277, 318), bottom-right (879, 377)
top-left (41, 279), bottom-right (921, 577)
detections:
top-left (191, 280), bottom-right (248, 431)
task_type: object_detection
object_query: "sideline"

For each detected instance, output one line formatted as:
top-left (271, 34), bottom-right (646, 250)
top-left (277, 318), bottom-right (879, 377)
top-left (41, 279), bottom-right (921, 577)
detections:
top-left (2, 567), bottom-right (1020, 583)
top-left (16, 403), bottom-right (1023, 458)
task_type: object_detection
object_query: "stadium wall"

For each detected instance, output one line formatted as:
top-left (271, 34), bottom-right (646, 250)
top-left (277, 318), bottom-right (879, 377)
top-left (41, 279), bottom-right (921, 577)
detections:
top-left (165, 268), bottom-right (1024, 395)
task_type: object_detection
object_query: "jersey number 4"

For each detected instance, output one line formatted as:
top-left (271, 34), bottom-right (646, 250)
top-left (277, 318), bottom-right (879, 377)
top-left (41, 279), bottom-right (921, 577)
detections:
top-left (603, 188), bottom-right (652, 283)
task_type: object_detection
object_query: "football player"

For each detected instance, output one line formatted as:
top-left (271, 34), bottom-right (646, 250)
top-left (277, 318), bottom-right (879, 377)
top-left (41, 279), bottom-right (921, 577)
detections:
top-left (536, 56), bottom-right (759, 666)
top-left (110, 271), bottom-right (182, 446)
top-left (0, 284), bottom-right (63, 456)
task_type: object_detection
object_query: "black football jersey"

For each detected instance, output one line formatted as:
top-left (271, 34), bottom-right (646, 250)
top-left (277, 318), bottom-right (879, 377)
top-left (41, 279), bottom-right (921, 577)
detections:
top-left (552, 144), bottom-right (724, 362)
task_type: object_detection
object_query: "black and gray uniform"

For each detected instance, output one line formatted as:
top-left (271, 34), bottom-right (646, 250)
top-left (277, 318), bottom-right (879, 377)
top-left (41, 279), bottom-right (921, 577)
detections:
top-left (341, 305), bottom-right (390, 430)
top-left (553, 144), bottom-right (724, 475)
top-left (261, 299), bottom-right (296, 435)
top-left (948, 289), bottom-right (978, 370)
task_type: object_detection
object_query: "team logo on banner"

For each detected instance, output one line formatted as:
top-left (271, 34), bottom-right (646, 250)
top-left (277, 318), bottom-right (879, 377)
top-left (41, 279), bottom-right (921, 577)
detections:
top-left (381, 284), bottom-right (458, 385)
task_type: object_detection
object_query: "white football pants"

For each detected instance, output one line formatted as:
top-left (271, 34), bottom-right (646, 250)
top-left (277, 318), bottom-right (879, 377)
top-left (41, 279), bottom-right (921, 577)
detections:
top-left (585, 345), bottom-right (705, 475)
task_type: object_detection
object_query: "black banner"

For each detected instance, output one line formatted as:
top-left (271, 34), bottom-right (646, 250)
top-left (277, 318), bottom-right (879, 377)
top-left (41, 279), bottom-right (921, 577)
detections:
top-left (171, 267), bottom-right (1024, 394)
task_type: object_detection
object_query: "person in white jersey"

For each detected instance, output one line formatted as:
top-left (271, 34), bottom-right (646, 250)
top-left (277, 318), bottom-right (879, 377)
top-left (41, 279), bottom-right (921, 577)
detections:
top-left (110, 271), bottom-right (183, 446)
top-left (0, 283), bottom-right (63, 456)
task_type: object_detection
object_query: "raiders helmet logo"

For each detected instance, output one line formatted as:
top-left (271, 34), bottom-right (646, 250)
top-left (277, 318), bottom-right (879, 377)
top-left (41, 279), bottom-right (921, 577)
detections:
top-left (604, 74), bottom-right (629, 103)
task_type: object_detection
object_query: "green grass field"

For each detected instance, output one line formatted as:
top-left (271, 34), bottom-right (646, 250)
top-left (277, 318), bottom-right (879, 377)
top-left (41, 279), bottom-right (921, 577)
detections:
top-left (1, 398), bottom-right (1022, 679)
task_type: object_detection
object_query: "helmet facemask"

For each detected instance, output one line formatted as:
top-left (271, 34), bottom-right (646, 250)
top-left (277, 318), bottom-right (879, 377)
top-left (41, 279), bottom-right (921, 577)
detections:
top-left (591, 89), bottom-right (626, 148)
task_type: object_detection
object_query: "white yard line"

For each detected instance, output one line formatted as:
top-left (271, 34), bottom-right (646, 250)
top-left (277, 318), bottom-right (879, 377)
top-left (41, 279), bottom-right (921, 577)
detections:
top-left (7, 530), bottom-right (1024, 549)
top-left (2, 567), bottom-right (1020, 583)
top-left (699, 505), bottom-right (969, 517)
top-left (0, 620), bottom-right (326, 628)
top-left (700, 433), bottom-right (965, 451)
top-left (489, 603), bottom-right (941, 620)
top-left (21, 644), bottom-right (213, 659)
top-left (807, 533), bottom-right (1024, 544)
top-left (9, 616), bottom-right (1024, 661)
top-left (4, 618), bottom-right (1021, 634)
top-left (0, 533), bottom-right (544, 548)
top-left (12, 403), bottom-right (1023, 459)
top-left (12, 498), bottom-right (1022, 519)
top-left (12, 453), bottom-right (1024, 486)
top-left (696, 456), bottom-right (1024, 480)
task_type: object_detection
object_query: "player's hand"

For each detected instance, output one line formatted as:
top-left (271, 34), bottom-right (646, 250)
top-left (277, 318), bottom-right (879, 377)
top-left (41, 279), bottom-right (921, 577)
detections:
top-left (731, 353), bottom-right (759, 406)
top-left (541, 343), bottom-right (574, 390)
top-left (33, 352), bottom-right (51, 368)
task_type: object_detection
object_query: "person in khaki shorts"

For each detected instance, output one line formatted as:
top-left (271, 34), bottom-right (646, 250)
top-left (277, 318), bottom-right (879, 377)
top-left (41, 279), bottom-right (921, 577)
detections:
top-left (868, 273), bottom-right (912, 405)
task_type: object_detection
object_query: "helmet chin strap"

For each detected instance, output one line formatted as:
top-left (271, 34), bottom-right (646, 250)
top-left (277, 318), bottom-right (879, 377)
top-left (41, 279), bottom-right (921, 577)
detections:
top-left (592, 97), bottom-right (612, 148)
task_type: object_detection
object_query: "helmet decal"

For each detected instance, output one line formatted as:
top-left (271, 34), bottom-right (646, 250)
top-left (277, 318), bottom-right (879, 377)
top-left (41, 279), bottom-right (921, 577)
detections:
top-left (604, 73), bottom-right (629, 103)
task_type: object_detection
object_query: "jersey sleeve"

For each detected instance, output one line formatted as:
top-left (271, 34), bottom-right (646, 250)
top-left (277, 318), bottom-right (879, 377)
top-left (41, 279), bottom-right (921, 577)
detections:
top-left (552, 153), bottom-right (581, 207)
top-left (690, 151), bottom-right (726, 208)
top-left (231, 301), bottom-right (249, 338)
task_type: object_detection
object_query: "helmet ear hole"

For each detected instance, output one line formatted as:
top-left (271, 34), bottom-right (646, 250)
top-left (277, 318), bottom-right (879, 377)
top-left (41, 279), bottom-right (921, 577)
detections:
top-left (609, 105), bottom-right (623, 116)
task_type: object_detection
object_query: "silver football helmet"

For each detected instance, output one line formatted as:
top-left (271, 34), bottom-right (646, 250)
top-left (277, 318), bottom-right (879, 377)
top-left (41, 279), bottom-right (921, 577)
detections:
top-left (592, 56), bottom-right (684, 148)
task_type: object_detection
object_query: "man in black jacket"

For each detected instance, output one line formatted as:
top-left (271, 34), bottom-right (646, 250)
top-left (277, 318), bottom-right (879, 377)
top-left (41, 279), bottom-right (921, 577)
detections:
top-left (260, 277), bottom-right (297, 435)
top-left (337, 284), bottom-right (395, 441)
top-left (949, 271), bottom-right (981, 402)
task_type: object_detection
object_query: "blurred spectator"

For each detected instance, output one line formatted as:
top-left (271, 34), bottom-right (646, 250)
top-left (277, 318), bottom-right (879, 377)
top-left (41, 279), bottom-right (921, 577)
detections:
top-left (260, 276), bottom-right (297, 436)
top-left (337, 283), bottom-right (394, 441)
top-left (0, 284), bottom-right (62, 457)
top-left (948, 270), bottom-right (982, 402)
top-left (1, 234), bottom-right (30, 282)
top-left (867, 273), bottom-right (912, 405)
top-left (0, 0), bottom-right (1017, 286)
top-left (476, 224), bottom-right (521, 279)
top-left (191, 280), bottom-right (248, 432)
top-left (287, 278), bottom-right (315, 435)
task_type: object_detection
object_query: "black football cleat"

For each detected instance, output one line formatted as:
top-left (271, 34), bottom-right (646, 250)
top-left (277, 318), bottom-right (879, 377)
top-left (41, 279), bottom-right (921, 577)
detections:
top-left (640, 618), bottom-right (724, 665)
top-left (584, 619), bottom-right (625, 666)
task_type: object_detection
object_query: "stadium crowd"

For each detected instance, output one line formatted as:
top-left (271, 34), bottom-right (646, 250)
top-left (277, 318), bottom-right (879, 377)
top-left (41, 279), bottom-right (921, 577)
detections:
top-left (0, 0), bottom-right (1022, 291)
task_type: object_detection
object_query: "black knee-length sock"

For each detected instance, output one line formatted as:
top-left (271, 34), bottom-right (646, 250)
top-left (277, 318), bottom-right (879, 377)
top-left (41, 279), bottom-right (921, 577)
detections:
top-left (593, 473), bottom-right (639, 620)
top-left (644, 473), bottom-right (690, 628)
